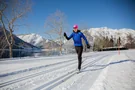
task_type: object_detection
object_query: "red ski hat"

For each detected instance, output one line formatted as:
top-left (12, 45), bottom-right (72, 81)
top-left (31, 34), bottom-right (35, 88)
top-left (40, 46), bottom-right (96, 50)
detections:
top-left (73, 24), bottom-right (78, 29)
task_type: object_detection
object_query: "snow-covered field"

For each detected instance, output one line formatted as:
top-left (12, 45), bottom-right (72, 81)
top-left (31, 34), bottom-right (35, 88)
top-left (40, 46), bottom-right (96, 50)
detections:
top-left (0, 50), bottom-right (135, 90)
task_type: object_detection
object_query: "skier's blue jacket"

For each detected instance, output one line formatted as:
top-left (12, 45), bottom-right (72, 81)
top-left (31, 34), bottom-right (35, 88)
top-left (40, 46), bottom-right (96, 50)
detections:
top-left (65, 30), bottom-right (89, 46)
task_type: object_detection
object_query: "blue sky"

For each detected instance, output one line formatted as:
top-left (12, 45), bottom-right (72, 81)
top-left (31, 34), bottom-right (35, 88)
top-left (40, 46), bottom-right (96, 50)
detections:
top-left (14, 0), bottom-right (135, 38)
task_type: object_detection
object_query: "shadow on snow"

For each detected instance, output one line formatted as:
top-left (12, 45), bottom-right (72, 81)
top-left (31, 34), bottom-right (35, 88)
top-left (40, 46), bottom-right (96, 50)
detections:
top-left (82, 59), bottom-right (135, 72)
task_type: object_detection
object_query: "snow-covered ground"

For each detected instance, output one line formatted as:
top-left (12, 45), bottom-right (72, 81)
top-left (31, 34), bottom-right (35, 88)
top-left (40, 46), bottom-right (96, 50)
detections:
top-left (0, 50), bottom-right (135, 90)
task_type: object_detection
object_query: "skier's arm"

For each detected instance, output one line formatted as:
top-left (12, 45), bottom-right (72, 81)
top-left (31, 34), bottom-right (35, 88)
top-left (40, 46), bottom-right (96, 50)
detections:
top-left (64, 32), bottom-right (73, 40)
top-left (81, 33), bottom-right (89, 44)
top-left (81, 33), bottom-right (90, 48)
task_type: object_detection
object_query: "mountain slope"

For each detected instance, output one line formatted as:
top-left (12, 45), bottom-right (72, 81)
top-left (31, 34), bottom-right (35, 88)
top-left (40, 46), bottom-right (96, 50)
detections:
top-left (18, 33), bottom-right (45, 48)
top-left (87, 27), bottom-right (135, 45)
top-left (18, 34), bottom-right (60, 49)
top-left (0, 28), bottom-right (38, 49)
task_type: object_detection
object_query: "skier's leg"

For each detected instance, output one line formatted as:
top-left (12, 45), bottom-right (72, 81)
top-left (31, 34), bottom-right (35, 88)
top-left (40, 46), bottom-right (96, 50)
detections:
top-left (75, 46), bottom-right (79, 54)
top-left (78, 47), bottom-right (83, 70)
top-left (75, 47), bottom-right (80, 70)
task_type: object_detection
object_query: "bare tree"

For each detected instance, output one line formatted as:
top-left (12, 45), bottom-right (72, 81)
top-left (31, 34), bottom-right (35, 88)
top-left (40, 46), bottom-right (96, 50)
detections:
top-left (93, 31), bottom-right (107, 51)
top-left (110, 36), bottom-right (114, 47)
top-left (44, 10), bottom-right (68, 54)
top-left (125, 34), bottom-right (135, 48)
top-left (93, 36), bottom-right (102, 51)
top-left (93, 32), bottom-right (114, 51)
top-left (116, 37), bottom-right (121, 46)
top-left (0, 0), bottom-right (32, 58)
top-left (0, 35), bottom-right (8, 58)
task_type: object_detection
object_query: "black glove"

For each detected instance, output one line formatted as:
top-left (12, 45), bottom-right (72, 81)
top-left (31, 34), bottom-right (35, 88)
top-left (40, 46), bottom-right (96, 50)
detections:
top-left (64, 32), bottom-right (70, 40)
top-left (64, 32), bottom-right (67, 37)
top-left (87, 44), bottom-right (90, 49)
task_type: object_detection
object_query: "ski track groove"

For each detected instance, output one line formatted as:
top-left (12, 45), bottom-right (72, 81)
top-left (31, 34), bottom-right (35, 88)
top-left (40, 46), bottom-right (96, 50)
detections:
top-left (0, 53), bottom-right (112, 89)
top-left (0, 62), bottom-right (74, 88)
top-left (0, 54), bottom-right (95, 78)
top-left (34, 54), bottom-right (112, 90)
top-left (0, 56), bottom-right (90, 88)
top-left (0, 58), bottom-right (77, 77)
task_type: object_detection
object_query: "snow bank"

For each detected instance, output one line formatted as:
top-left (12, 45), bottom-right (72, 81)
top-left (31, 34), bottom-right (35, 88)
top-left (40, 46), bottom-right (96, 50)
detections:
top-left (89, 53), bottom-right (135, 90)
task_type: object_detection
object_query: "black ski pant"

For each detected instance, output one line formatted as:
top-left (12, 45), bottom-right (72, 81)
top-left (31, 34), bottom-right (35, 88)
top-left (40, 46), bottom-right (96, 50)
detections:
top-left (75, 46), bottom-right (83, 70)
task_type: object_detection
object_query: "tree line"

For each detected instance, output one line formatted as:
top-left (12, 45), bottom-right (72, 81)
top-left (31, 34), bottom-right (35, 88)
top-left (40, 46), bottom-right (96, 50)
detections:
top-left (93, 34), bottom-right (135, 51)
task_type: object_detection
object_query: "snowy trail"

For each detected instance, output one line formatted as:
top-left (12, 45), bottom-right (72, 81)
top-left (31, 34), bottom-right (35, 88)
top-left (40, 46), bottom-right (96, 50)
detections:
top-left (50, 53), bottom-right (113, 90)
top-left (0, 50), bottom-right (134, 90)
top-left (0, 53), bottom-right (94, 88)
top-left (34, 54), bottom-right (111, 90)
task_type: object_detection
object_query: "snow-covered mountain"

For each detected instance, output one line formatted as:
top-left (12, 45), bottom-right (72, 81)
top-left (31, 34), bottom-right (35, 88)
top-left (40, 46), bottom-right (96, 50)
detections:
top-left (88, 27), bottom-right (135, 41)
top-left (0, 28), bottom-right (38, 50)
top-left (18, 27), bottom-right (135, 49)
top-left (18, 33), bottom-right (60, 49)
top-left (18, 34), bottom-right (45, 48)
top-left (88, 27), bottom-right (135, 46)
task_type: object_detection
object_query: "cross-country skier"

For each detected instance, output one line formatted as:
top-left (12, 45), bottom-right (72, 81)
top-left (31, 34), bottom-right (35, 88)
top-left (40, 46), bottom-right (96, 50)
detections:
top-left (64, 24), bottom-right (90, 71)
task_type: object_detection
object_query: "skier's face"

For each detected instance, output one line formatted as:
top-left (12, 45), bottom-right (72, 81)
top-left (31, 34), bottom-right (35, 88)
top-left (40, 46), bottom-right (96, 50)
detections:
top-left (73, 28), bottom-right (78, 32)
